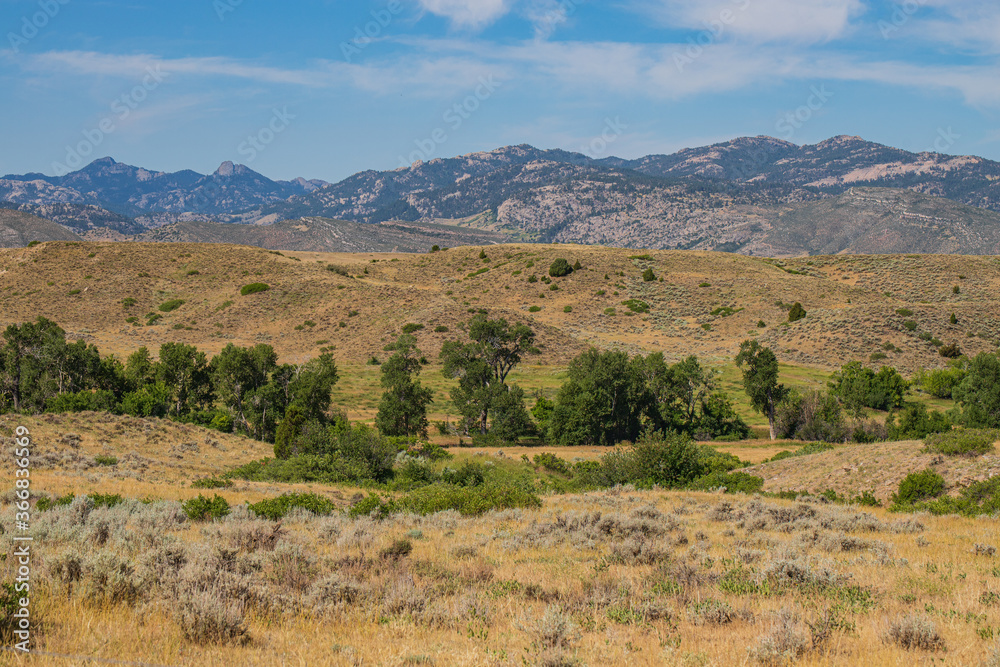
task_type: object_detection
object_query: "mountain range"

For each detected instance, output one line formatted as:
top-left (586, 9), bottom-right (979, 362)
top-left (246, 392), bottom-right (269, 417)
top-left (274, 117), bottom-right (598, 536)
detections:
top-left (4, 135), bottom-right (1000, 255)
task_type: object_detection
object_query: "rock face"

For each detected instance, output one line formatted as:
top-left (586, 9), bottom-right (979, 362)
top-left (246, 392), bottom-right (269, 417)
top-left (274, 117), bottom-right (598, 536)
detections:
top-left (3, 137), bottom-right (1000, 254)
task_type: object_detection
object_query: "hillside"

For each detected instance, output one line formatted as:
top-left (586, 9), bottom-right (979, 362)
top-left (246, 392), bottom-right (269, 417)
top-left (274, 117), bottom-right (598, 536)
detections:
top-left (131, 216), bottom-right (507, 253)
top-left (0, 208), bottom-right (82, 246)
top-left (0, 242), bottom-right (997, 374)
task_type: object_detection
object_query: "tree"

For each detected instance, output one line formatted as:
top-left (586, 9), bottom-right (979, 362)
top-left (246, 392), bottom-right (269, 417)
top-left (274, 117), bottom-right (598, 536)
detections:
top-left (548, 258), bottom-right (573, 277)
top-left (376, 335), bottom-right (433, 437)
top-left (642, 268), bottom-right (656, 282)
top-left (209, 343), bottom-right (277, 436)
top-left (953, 352), bottom-right (1000, 428)
top-left (440, 315), bottom-right (535, 439)
top-left (829, 361), bottom-right (908, 416)
top-left (735, 340), bottom-right (788, 440)
top-left (787, 302), bottom-right (806, 322)
top-left (549, 349), bottom-right (652, 447)
top-left (156, 342), bottom-right (212, 418)
top-left (1, 317), bottom-right (68, 413)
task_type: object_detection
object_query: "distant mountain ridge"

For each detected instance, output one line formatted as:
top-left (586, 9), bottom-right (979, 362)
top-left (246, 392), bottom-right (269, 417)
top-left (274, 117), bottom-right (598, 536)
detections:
top-left (4, 136), bottom-right (1000, 255)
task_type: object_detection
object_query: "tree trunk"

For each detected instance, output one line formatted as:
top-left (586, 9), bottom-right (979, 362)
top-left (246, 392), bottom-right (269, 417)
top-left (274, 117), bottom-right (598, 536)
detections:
top-left (767, 401), bottom-right (776, 440)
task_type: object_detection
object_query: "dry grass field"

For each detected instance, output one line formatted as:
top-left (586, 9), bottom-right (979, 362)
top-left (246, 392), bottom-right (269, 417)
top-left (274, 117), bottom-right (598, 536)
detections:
top-left (1, 241), bottom-right (998, 373)
top-left (2, 242), bottom-right (1000, 665)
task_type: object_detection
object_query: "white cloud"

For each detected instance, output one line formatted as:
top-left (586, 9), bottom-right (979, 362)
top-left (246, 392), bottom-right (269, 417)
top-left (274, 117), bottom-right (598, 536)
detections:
top-left (416, 0), bottom-right (510, 29)
top-left (633, 0), bottom-right (867, 43)
top-left (904, 0), bottom-right (1000, 53)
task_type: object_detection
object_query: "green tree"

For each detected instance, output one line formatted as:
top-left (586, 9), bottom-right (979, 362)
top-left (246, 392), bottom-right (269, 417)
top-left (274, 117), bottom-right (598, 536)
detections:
top-left (549, 349), bottom-right (652, 447)
top-left (440, 315), bottom-right (535, 438)
top-left (156, 342), bottom-right (212, 418)
top-left (735, 340), bottom-right (788, 440)
top-left (209, 343), bottom-right (278, 436)
top-left (953, 352), bottom-right (1000, 428)
top-left (1, 317), bottom-right (68, 413)
top-left (829, 361), bottom-right (908, 415)
top-left (548, 258), bottom-right (573, 277)
top-left (376, 335), bottom-right (433, 437)
top-left (787, 302), bottom-right (806, 322)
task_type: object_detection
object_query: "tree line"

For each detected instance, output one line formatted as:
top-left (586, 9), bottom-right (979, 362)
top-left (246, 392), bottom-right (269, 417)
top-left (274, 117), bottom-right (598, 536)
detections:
top-left (4, 315), bottom-right (1000, 453)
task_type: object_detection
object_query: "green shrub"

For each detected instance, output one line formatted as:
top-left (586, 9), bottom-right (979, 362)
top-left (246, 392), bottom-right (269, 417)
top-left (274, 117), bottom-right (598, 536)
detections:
top-left (240, 282), bottom-right (270, 296)
top-left (158, 299), bottom-right (185, 312)
top-left (939, 343), bottom-right (962, 358)
top-left (893, 469), bottom-right (945, 506)
top-left (548, 258), bottom-right (573, 277)
top-left (36, 493), bottom-right (75, 511)
top-left (94, 455), bottom-right (118, 466)
top-left (434, 325), bottom-right (449, 333)
top-left (903, 320), bottom-right (918, 331)
top-left (642, 268), bottom-right (656, 282)
top-left (787, 302), bottom-right (806, 322)
top-left (533, 452), bottom-right (572, 476)
top-left (895, 308), bottom-right (914, 317)
top-left (248, 492), bottom-right (336, 520)
top-left (379, 538), bottom-right (413, 560)
top-left (528, 274), bottom-right (538, 283)
top-left (528, 306), bottom-right (541, 313)
top-left (688, 471), bottom-right (764, 494)
top-left (182, 494), bottom-right (230, 521)
top-left (402, 323), bottom-right (424, 334)
top-left (327, 264), bottom-right (350, 276)
top-left (622, 299), bottom-right (650, 313)
top-left (924, 429), bottom-right (997, 457)
top-left (348, 493), bottom-right (397, 519)
top-left (89, 493), bottom-right (123, 508)
top-left (563, 305), bottom-right (573, 313)
top-left (122, 297), bottom-right (137, 309)
top-left (600, 431), bottom-right (706, 488)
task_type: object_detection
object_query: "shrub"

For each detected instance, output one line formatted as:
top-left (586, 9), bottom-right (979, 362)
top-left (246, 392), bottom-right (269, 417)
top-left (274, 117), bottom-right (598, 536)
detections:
top-left (787, 302), bottom-right (806, 322)
top-left (348, 493), bottom-right (396, 519)
top-left (528, 305), bottom-right (541, 313)
top-left (89, 493), bottom-right (123, 508)
top-left (533, 452), bottom-right (572, 475)
top-left (903, 320), bottom-right (918, 331)
top-left (622, 299), bottom-right (649, 313)
top-left (548, 258), bottom-right (573, 277)
top-left (399, 482), bottom-right (541, 515)
top-left (893, 469), bottom-right (945, 506)
top-left (757, 320), bottom-right (766, 328)
top-left (689, 471), bottom-right (764, 494)
top-left (600, 431), bottom-right (706, 488)
top-left (158, 299), bottom-right (185, 312)
top-left (434, 325), bottom-right (448, 333)
top-left (642, 268), bottom-right (656, 282)
top-left (94, 455), bottom-right (118, 466)
top-left (563, 305), bottom-right (573, 313)
top-left (950, 313), bottom-right (958, 325)
top-left (401, 323), bottom-right (424, 334)
top-left (326, 264), bottom-right (350, 276)
top-left (240, 282), bottom-right (270, 296)
top-left (528, 274), bottom-right (538, 283)
top-left (884, 614), bottom-right (945, 651)
top-left (924, 429), bottom-right (997, 457)
top-left (248, 492), bottom-right (335, 520)
top-left (953, 285), bottom-right (960, 295)
top-left (939, 343), bottom-right (962, 358)
top-left (182, 494), bottom-right (231, 521)
top-left (36, 493), bottom-right (75, 511)
top-left (379, 539), bottom-right (413, 560)
top-left (896, 308), bottom-right (914, 316)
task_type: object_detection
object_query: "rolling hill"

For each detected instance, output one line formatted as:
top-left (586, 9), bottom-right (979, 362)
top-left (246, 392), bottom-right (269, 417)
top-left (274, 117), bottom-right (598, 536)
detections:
top-left (1, 241), bottom-right (997, 375)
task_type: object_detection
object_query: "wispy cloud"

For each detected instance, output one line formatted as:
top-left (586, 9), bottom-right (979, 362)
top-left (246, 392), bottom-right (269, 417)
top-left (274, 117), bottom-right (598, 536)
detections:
top-left (630, 0), bottom-right (867, 44)
top-left (415, 0), bottom-right (511, 30)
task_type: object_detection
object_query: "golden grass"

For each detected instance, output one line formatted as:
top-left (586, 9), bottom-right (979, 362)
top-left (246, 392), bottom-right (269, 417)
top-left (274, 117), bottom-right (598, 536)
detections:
top-left (5, 489), bottom-right (999, 665)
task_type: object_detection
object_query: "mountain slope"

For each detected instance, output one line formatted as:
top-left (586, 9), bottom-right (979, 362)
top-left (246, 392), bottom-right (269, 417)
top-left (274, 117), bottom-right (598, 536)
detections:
top-left (0, 208), bottom-right (82, 246)
top-left (132, 216), bottom-right (507, 253)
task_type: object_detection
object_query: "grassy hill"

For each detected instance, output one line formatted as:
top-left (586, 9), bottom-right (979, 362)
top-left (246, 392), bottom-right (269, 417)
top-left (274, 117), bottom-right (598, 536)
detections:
top-left (1, 241), bottom-right (997, 376)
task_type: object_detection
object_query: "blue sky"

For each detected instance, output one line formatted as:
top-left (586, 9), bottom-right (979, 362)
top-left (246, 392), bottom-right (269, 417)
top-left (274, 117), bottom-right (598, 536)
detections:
top-left (1, 0), bottom-right (998, 182)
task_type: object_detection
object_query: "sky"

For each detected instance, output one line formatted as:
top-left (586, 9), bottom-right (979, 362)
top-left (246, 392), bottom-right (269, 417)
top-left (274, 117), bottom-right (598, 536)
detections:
top-left (1, 0), bottom-right (998, 182)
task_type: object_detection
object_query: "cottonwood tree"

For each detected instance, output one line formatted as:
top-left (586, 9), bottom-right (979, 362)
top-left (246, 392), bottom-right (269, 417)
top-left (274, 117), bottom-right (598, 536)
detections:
top-left (376, 335), bottom-right (433, 437)
top-left (440, 315), bottom-right (535, 439)
top-left (735, 339), bottom-right (788, 440)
